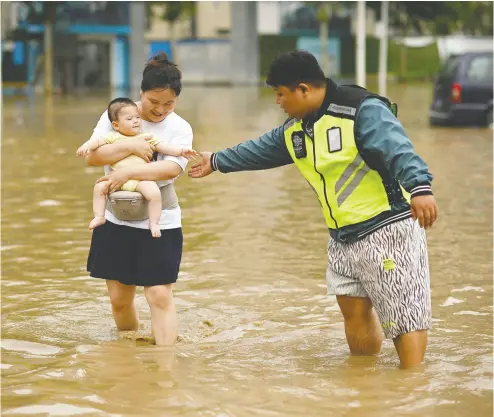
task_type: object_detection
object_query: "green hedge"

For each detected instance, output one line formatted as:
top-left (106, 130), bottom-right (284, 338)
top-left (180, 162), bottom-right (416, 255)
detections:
top-left (341, 36), bottom-right (441, 80)
top-left (340, 36), bottom-right (380, 74)
top-left (388, 41), bottom-right (441, 79)
top-left (258, 35), bottom-right (298, 77)
top-left (258, 34), bottom-right (442, 81)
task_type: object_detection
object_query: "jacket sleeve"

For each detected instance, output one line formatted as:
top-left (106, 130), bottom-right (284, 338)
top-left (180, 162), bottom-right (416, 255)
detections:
top-left (356, 98), bottom-right (433, 197)
top-left (211, 124), bottom-right (294, 173)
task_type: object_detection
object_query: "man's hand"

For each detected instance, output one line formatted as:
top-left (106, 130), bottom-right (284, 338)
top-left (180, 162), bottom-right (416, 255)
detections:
top-left (189, 152), bottom-right (213, 178)
top-left (96, 170), bottom-right (131, 194)
top-left (128, 137), bottom-right (156, 163)
top-left (411, 195), bottom-right (438, 229)
top-left (188, 152), bottom-right (213, 178)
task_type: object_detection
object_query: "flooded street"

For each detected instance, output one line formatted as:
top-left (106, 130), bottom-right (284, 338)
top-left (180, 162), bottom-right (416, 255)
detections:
top-left (2, 84), bottom-right (493, 416)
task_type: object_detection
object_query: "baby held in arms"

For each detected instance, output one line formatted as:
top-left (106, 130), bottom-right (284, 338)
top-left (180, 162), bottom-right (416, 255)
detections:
top-left (77, 98), bottom-right (197, 238)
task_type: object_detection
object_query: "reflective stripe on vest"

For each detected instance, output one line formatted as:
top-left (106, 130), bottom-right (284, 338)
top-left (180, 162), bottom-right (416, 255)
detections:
top-left (284, 114), bottom-right (393, 230)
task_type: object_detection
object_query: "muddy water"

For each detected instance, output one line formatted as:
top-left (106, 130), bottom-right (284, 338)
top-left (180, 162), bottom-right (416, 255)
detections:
top-left (2, 84), bottom-right (492, 416)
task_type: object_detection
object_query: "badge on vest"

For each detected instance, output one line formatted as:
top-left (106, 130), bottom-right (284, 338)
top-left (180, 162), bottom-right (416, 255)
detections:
top-left (327, 127), bottom-right (342, 153)
top-left (291, 131), bottom-right (307, 159)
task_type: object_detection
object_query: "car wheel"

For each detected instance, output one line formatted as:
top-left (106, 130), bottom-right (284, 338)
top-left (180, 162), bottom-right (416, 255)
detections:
top-left (429, 117), bottom-right (443, 127)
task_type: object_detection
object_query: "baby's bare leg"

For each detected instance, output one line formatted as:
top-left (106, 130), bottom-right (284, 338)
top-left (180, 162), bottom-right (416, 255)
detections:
top-left (89, 181), bottom-right (110, 230)
top-left (135, 181), bottom-right (162, 238)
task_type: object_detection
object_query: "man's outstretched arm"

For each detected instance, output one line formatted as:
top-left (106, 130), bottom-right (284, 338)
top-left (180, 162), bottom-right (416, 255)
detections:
top-left (189, 125), bottom-right (293, 178)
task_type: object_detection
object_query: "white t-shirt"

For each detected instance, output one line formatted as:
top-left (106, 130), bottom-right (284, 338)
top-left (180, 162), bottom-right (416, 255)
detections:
top-left (90, 109), bottom-right (193, 230)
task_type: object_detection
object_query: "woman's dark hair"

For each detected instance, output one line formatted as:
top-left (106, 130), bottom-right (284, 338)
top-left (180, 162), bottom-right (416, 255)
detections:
top-left (107, 97), bottom-right (137, 122)
top-left (141, 52), bottom-right (182, 96)
top-left (266, 50), bottom-right (326, 90)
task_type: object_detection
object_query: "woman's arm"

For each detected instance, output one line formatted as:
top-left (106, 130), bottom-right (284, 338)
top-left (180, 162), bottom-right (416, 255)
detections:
top-left (96, 160), bottom-right (183, 194)
top-left (84, 110), bottom-right (155, 166)
top-left (86, 138), bottom-right (155, 166)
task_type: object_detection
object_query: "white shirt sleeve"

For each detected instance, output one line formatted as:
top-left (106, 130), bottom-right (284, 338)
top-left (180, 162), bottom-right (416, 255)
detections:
top-left (162, 121), bottom-right (193, 171)
top-left (89, 111), bottom-right (113, 141)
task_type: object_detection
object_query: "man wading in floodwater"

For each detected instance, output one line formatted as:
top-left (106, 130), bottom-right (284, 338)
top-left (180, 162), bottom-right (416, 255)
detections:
top-left (189, 50), bottom-right (438, 369)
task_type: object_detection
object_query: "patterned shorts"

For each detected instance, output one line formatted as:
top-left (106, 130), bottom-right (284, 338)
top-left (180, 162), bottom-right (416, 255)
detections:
top-left (326, 218), bottom-right (432, 339)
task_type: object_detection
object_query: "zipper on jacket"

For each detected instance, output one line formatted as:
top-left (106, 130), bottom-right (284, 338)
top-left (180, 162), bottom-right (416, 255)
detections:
top-left (306, 131), bottom-right (339, 230)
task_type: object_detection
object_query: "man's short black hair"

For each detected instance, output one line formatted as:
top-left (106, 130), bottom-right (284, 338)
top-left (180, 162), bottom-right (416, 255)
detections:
top-left (107, 97), bottom-right (137, 122)
top-left (266, 50), bottom-right (326, 89)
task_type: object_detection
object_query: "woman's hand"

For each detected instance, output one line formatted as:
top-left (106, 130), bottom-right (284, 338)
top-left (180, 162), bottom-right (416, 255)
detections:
top-left (96, 170), bottom-right (131, 194)
top-left (128, 137), bottom-right (156, 163)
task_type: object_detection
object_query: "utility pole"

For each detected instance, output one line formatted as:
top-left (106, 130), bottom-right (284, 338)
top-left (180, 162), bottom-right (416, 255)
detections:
top-left (129, 2), bottom-right (146, 94)
top-left (356, 1), bottom-right (366, 87)
top-left (231, 2), bottom-right (259, 85)
top-left (378, 1), bottom-right (389, 96)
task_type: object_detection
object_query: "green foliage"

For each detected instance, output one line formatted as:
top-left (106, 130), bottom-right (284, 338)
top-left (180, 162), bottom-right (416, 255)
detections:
top-left (162, 2), bottom-right (196, 23)
top-left (145, 2), bottom-right (197, 29)
top-left (367, 1), bottom-right (493, 36)
top-left (258, 35), bottom-right (299, 77)
top-left (339, 36), bottom-right (440, 80)
top-left (303, 1), bottom-right (493, 36)
top-left (388, 41), bottom-right (441, 79)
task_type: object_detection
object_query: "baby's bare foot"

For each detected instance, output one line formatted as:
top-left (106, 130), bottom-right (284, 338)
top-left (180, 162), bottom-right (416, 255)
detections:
top-left (89, 216), bottom-right (106, 230)
top-left (150, 224), bottom-right (161, 238)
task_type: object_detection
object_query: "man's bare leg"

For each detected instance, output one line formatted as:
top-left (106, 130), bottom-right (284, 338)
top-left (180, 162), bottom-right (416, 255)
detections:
top-left (336, 295), bottom-right (383, 355)
top-left (393, 330), bottom-right (428, 369)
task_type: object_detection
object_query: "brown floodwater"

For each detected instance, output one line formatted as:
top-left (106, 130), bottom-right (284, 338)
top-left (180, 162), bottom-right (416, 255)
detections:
top-left (1, 83), bottom-right (493, 416)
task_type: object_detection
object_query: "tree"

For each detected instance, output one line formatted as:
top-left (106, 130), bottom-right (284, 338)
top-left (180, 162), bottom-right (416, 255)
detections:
top-left (145, 2), bottom-right (196, 38)
top-left (305, 1), bottom-right (349, 76)
top-left (42, 2), bottom-right (62, 95)
top-left (367, 1), bottom-right (493, 36)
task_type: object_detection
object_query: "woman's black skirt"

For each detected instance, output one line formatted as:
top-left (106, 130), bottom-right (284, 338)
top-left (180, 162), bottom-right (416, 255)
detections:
top-left (87, 221), bottom-right (183, 286)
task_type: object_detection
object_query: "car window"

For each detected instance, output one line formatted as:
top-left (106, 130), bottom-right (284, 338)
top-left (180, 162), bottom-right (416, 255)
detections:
top-left (439, 56), bottom-right (462, 78)
top-left (466, 55), bottom-right (493, 83)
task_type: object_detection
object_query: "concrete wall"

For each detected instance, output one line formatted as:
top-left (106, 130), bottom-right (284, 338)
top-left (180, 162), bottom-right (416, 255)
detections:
top-left (196, 2), bottom-right (231, 38)
top-left (175, 40), bottom-right (231, 84)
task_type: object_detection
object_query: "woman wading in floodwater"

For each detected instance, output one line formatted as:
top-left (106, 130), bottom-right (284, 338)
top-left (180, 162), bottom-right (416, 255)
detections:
top-left (85, 52), bottom-right (193, 345)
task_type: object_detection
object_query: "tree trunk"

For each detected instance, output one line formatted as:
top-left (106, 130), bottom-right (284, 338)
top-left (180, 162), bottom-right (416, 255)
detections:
top-left (319, 4), bottom-right (331, 76)
top-left (169, 21), bottom-right (175, 62)
top-left (43, 22), bottom-right (53, 95)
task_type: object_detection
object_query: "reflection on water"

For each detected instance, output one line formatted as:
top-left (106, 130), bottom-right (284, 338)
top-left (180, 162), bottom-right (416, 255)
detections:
top-left (2, 84), bottom-right (493, 416)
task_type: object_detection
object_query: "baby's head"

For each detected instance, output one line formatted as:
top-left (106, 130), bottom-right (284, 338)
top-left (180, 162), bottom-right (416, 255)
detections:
top-left (107, 98), bottom-right (141, 136)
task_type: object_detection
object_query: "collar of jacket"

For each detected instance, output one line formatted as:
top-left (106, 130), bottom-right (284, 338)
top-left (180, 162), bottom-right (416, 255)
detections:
top-left (303, 78), bottom-right (337, 126)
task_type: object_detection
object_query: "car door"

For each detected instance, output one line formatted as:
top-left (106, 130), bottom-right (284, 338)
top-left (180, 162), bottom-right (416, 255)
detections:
top-left (431, 55), bottom-right (462, 113)
top-left (459, 53), bottom-right (493, 107)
